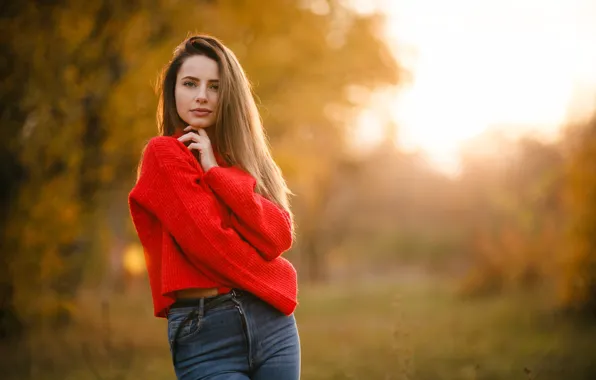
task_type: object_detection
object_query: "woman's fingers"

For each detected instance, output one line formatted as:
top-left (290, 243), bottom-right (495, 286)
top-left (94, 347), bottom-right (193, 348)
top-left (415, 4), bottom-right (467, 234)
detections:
top-left (178, 132), bottom-right (200, 143)
top-left (188, 142), bottom-right (202, 151)
top-left (183, 137), bottom-right (203, 152)
top-left (179, 127), bottom-right (217, 171)
top-left (178, 132), bottom-right (206, 153)
top-left (178, 128), bottom-right (211, 152)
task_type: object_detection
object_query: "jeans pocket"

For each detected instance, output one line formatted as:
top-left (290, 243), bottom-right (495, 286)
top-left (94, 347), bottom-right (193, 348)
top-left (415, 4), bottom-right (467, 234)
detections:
top-left (167, 307), bottom-right (203, 344)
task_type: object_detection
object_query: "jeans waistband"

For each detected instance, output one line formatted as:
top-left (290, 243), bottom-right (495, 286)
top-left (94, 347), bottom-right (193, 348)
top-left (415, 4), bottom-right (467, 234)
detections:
top-left (169, 288), bottom-right (246, 312)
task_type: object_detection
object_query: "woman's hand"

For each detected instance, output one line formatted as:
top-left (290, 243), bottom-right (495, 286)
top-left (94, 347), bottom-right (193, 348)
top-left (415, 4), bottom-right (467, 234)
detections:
top-left (177, 126), bottom-right (219, 172)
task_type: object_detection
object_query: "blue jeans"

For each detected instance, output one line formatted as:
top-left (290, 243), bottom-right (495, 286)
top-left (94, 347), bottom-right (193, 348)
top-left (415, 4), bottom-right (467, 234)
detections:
top-left (167, 289), bottom-right (301, 379)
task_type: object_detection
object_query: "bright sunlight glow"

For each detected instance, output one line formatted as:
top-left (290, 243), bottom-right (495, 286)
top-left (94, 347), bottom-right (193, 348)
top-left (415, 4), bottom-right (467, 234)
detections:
top-left (352, 0), bottom-right (596, 174)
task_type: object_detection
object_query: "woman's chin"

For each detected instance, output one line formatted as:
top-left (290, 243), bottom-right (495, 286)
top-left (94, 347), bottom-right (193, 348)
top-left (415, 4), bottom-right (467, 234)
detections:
top-left (188, 122), bottom-right (212, 129)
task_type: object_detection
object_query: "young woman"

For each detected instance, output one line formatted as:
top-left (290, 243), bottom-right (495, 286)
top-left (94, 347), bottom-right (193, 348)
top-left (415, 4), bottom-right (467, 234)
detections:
top-left (129, 35), bottom-right (300, 379)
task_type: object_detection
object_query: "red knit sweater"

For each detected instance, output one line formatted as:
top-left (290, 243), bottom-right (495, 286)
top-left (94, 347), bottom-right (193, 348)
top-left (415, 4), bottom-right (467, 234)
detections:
top-left (128, 135), bottom-right (298, 317)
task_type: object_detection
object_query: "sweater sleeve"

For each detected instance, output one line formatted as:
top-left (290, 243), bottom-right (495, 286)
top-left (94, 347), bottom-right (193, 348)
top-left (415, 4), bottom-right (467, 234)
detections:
top-left (202, 166), bottom-right (293, 261)
top-left (129, 137), bottom-right (297, 294)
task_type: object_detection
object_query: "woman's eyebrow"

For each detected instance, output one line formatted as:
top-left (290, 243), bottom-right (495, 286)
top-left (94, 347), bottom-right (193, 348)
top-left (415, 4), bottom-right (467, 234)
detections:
top-left (180, 76), bottom-right (219, 82)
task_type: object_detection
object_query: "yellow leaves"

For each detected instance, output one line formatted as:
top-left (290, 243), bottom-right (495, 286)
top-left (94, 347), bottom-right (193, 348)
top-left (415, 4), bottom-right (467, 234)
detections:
top-left (557, 119), bottom-right (596, 311)
top-left (98, 165), bottom-right (115, 183)
top-left (119, 10), bottom-right (153, 59)
top-left (40, 247), bottom-right (66, 282)
top-left (54, 2), bottom-right (99, 53)
top-left (123, 243), bottom-right (146, 277)
top-left (459, 114), bottom-right (596, 311)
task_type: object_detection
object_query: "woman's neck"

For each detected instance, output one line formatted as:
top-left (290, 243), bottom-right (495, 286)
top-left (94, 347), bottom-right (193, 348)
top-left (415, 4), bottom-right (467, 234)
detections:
top-left (205, 127), bottom-right (216, 144)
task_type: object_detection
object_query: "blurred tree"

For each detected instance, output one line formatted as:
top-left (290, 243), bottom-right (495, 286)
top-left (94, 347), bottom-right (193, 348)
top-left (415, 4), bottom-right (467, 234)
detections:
top-left (1, 0), bottom-right (153, 337)
top-left (458, 132), bottom-right (564, 295)
top-left (560, 112), bottom-right (596, 314)
top-left (0, 1), bottom-right (27, 339)
top-left (0, 0), bottom-right (399, 340)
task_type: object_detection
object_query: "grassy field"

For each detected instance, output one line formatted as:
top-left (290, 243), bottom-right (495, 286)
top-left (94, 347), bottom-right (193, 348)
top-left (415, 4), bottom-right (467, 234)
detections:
top-left (5, 272), bottom-right (596, 380)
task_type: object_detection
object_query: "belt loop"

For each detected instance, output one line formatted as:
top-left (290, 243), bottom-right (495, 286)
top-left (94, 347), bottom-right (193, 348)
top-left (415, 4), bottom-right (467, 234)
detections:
top-left (198, 298), bottom-right (205, 319)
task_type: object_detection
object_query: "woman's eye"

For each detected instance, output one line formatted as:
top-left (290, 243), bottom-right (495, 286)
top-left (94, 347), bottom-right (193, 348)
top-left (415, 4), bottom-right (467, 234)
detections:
top-left (183, 81), bottom-right (196, 87)
top-left (209, 84), bottom-right (219, 91)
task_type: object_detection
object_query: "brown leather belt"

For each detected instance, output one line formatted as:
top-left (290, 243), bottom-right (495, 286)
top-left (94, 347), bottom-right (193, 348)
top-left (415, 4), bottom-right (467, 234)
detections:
top-left (169, 289), bottom-right (247, 311)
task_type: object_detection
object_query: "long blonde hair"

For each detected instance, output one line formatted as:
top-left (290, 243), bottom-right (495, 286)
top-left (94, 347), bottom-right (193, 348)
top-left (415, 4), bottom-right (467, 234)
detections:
top-left (155, 35), bottom-right (294, 226)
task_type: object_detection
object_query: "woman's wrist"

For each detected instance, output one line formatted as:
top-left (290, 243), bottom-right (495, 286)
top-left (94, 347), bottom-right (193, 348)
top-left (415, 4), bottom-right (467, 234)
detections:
top-left (204, 163), bottom-right (219, 172)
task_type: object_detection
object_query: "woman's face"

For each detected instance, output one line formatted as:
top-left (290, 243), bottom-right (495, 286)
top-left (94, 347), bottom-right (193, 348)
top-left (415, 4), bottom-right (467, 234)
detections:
top-left (175, 55), bottom-right (220, 129)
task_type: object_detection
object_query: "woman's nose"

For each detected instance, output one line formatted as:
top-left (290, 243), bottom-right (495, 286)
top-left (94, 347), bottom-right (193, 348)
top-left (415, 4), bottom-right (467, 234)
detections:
top-left (195, 87), bottom-right (208, 103)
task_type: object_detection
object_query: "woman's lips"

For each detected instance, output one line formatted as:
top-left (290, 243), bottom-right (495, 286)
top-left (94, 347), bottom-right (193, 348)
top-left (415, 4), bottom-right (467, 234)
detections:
top-left (190, 109), bottom-right (212, 117)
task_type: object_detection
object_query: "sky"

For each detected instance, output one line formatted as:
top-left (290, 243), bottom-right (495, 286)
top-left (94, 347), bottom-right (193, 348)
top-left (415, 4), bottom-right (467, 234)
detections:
top-left (349, 0), bottom-right (596, 174)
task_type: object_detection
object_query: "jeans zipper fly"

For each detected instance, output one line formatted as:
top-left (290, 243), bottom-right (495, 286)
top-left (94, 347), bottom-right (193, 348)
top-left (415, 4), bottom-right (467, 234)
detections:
top-left (235, 303), bottom-right (253, 369)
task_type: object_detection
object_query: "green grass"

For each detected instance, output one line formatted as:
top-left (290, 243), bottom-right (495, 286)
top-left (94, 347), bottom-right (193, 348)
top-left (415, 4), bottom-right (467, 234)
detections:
top-left (5, 274), bottom-right (596, 379)
top-left (296, 277), bottom-right (596, 380)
